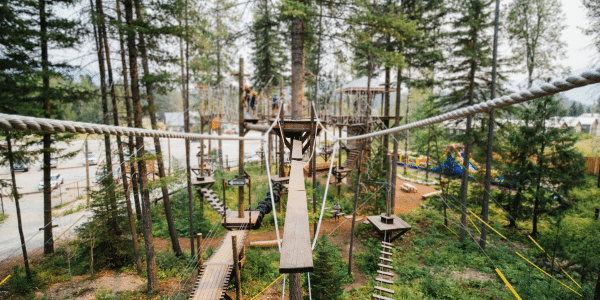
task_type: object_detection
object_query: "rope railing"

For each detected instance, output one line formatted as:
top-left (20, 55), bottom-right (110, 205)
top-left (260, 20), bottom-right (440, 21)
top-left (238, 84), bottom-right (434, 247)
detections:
top-left (336, 66), bottom-right (600, 141)
top-left (0, 113), bottom-right (261, 141)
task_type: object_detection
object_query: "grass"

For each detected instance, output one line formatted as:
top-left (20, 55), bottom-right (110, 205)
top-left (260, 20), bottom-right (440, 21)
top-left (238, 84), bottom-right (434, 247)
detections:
top-left (0, 213), bottom-right (7, 223)
top-left (574, 136), bottom-right (600, 156)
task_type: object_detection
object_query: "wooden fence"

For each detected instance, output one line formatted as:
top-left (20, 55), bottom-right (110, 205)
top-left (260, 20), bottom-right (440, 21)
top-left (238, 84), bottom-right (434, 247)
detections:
top-left (585, 157), bottom-right (600, 175)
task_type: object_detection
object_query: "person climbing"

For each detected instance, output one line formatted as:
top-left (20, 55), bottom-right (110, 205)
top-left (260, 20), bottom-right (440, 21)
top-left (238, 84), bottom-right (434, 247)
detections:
top-left (250, 91), bottom-right (258, 116)
top-left (333, 202), bottom-right (342, 221)
top-left (272, 97), bottom-right (278, 111)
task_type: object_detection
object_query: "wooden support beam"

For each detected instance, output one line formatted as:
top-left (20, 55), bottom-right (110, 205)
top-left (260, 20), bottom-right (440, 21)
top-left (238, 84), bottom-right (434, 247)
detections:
top-left (279, 140), bottom-right (313, 273)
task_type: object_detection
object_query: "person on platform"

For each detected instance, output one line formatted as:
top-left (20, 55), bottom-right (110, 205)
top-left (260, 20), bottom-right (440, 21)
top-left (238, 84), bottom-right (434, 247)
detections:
top-left (333, 202), bottom-right (342, 220)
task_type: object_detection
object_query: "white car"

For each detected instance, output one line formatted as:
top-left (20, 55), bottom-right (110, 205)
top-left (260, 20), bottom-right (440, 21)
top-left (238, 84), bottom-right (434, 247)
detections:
top-left (244, 153), bottom-right (261, 163)
top-left (37, 174), bottom-right (64, 190)
top-left (83, 152), bottom-right (98, 165)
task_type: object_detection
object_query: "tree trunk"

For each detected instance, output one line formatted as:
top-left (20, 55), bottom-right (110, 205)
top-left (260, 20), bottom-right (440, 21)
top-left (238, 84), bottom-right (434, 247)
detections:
top-left (290, 2), bottom-right (306, 120)
top-left (6, 133), bottom-right (30, 278)
top-left (40, 0), bottom-right (54, 255)
top-left (115, 0), bottom-right (142, 274)
top-left (459, 58), bottom-right (477, 243)
top-left (391, 67), bottom-right (402, 213)
top-left (289, 273), bottom-right (302, 300)
top-left (94, 0), bottom-right (120, 236)
top-left (124, 0), bottom-right (157, 291)
top-left (134, 0), bottom-right (183, 257)
top-left (481, 0), bottom-right (501, 250)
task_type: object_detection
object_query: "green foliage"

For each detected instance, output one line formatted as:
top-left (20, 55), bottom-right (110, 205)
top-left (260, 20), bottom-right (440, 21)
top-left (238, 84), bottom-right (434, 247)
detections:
top-left (305, 236), bottom-right (351, 300)
top-left (7, 266), bottom-right (45, 296)
top-left (354, 237), bottom-right (380, 275)
top-left (239, 248), bottom-right (280, 296)
top-left (152, 188), bottom-right (213, 239)
top-left (0, 213), bottom-right (7, 223)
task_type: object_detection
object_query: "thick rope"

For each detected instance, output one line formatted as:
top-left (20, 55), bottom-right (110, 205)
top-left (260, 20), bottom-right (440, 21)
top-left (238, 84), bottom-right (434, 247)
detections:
top-left (0, 112), bottom-right (261, 141)
top-left (336, 66), bottom-right (600, 141)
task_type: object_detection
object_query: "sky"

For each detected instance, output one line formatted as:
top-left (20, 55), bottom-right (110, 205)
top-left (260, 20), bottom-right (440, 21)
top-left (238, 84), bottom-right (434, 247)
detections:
top-left (554, 0), bottom-right (600, 106)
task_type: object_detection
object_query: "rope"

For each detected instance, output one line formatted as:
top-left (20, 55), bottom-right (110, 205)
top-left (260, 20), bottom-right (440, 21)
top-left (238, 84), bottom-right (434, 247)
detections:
top-left (250, 274), bottom-right (284, 300)
top-left (311, 142), bottom-right (340, 249)
top-left (0, 112), bottom-right (261, 141)
top-left (335, 66), bottom-right (600, 142)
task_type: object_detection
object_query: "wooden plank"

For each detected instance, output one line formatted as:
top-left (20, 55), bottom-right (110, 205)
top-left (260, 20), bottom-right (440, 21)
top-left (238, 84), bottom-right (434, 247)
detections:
top-left (379, 257), bottom-right (392, 263)
top-left (378, 263), bottom-right (393, 269)
top-left (376, 277), bottom-right (394, 285)
top-left (381, 241), bottom-right (392, 246)
top-left (374, 286), bottom-right (394, 294)
top-left (250, 240), bottom-right (282, 248)
top-left (380, 251), bottom-right (392, 256)
top-left (279, 141), bottom-right (314, 273)
top-left (422, 190), bottom-right (443, 199)
top-left (372, 294), bottom-right (394, 300)
top-left (291, 139), bottom-right (303, 160)
top-left (288, 160), bottom-right (306, 192)
top-left (377, 270), bottom-right (394, 277)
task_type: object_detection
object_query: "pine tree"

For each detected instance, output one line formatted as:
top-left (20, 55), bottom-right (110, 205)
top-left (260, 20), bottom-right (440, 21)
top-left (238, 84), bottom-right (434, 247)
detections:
top-left (441, 0), bottom-right (494, 243)
top-left (310, 236), bottom-right (344, 300)
top-left (582, 0), bottom-right (600, 53)
top-left (251, 0), bottom-right (286, 95)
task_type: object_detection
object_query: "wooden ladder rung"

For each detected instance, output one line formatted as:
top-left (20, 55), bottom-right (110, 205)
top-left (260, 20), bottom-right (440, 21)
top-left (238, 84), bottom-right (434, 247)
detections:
top-left (377, 270), bottom-right (394, 277)
top-left (374, 286), bottom-right (394, 294)
top-left (378, 263), bottom-right (393, 270)
top-left (379, 257), bottom-right (392, 263)
top-left (380, 251), bottom-right (392, 256)
top-left (382, 241), bottom-right (392, 246)
top-left (372, 294), bottom-right (394, 300)
top-left (375, 277), bottom-right (393, 285)
top-left (382, 245), bottom-right (392, 250)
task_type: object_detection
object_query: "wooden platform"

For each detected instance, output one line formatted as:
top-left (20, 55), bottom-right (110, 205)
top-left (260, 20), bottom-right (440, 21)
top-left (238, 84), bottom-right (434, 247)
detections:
top-left (190, 230), bottom-right (249, 300)
top-left (366, 214), bottom-right (412, 242)
top-left (270, 175), bottom-right (290, 183)
top-left (279, 140), bottom-right (314, 273)
top-left (192, 176), bottom-right (216, 187)
top-left (222, 211), bottom-right (261, 230)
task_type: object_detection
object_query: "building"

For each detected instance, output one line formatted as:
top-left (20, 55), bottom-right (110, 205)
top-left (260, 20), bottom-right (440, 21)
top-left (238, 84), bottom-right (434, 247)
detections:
top-left (164, 112), bottom-right (200, 132)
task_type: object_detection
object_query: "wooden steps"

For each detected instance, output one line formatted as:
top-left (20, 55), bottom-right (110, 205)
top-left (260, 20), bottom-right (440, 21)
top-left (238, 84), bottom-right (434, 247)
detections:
top-left (372, 294), bottom-right (394, 300)
top-left (376, 277), bottom-right (393, 285)
top-left (200, 188), bottom-right (228, 217)
top-left (374, 241), bottom-right (395, 300)
top-left (374, 286), bottom-right (394, 294)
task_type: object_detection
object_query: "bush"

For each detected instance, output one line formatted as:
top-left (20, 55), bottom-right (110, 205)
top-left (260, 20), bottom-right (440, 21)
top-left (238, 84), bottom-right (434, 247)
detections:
top-left (305, 236), bottom-right (352, 300)
top-left (354, 237), bottom-right (380, 275)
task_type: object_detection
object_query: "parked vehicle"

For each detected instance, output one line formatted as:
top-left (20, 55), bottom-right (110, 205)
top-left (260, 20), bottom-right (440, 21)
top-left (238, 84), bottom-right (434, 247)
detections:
top-left (37, 174), bottom-right (64, 190)
top-left (13, 160), bottom-right (29, 172)
top-left (50, 157), bottom-right (57, 168)
top-left (83, 152), bottom-right (98, 165)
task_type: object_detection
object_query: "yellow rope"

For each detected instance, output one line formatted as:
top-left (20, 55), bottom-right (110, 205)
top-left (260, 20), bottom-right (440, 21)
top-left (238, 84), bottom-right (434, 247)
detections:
top-left (495, 269), bottom-right (522, 300)
top-left (55, 213), bottom-right (86, 241)
top-left (527, 235), bottom-right (582, 289)
top-left (467, 214), bottom-right (481, 234)
top-left (515, 252), bottom-right (583, 297)
top-left (251, 274), bottom-right (284, 300)
top-left (442, 224), bottom-right (459, 237)
top-left (468, 211), bottom-right (506, 240)
top-left (0, 275), bottom-right (10, 286)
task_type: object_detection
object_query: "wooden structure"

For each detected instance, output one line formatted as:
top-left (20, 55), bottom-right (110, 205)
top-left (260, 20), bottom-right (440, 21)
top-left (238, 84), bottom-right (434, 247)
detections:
top-left (189, 230), bottom-right (248, 300)
top-left (372, 241), bottom-right (396, 300)
top-left (279, 140), bottom-right (314, 273)
top-left (366, 214), bottom-right (412, 243)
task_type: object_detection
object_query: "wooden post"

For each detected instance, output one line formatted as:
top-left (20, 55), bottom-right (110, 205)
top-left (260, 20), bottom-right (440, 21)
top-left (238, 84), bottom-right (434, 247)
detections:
top-left (289, 273), bottom-right (302, 300)
top-left (232, 235), bottom-right (242, 300)
top-left (238, 58), bottom-right (245, 219)
top-left (197, 233), bottom-right (203, 269)
top-left (248, 177), bottom-right (252, 225)
top-left (348, 147), bottom-right (364, 276)
top-left (279, 77), bottom-right (285, 178)
top-left (223, 178), bottom-right (227, 226)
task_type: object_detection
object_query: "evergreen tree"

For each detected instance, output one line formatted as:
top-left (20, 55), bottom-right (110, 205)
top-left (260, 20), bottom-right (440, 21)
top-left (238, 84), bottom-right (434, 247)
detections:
top-left (251, 0), bottom-right (286, 95)
top-left (441, 0), bottom-right (494, 243)
top-left (309, 236), bottom-right (345, 300)
top-left (501, 95), bottom-right (586, 234)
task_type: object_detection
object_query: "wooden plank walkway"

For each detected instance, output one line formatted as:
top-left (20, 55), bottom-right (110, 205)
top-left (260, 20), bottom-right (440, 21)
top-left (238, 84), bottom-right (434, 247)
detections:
top-left (190, 230), bottom-right (249, 300)
top-left (279, 140), bottom-right (314, 273)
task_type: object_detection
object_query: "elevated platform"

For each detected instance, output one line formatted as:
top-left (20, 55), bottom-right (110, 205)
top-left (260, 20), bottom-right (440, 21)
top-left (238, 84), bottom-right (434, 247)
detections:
top-left (366, 214), bottom-right (412, 242)
top-left (190, 230), bottom-right (249, 300)
top-left (192, 175), bottom-right (216, 188)
top-left (223, 211), bottom-right (261, 230)
top-left (270, 175), bottom-right (289, 183)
